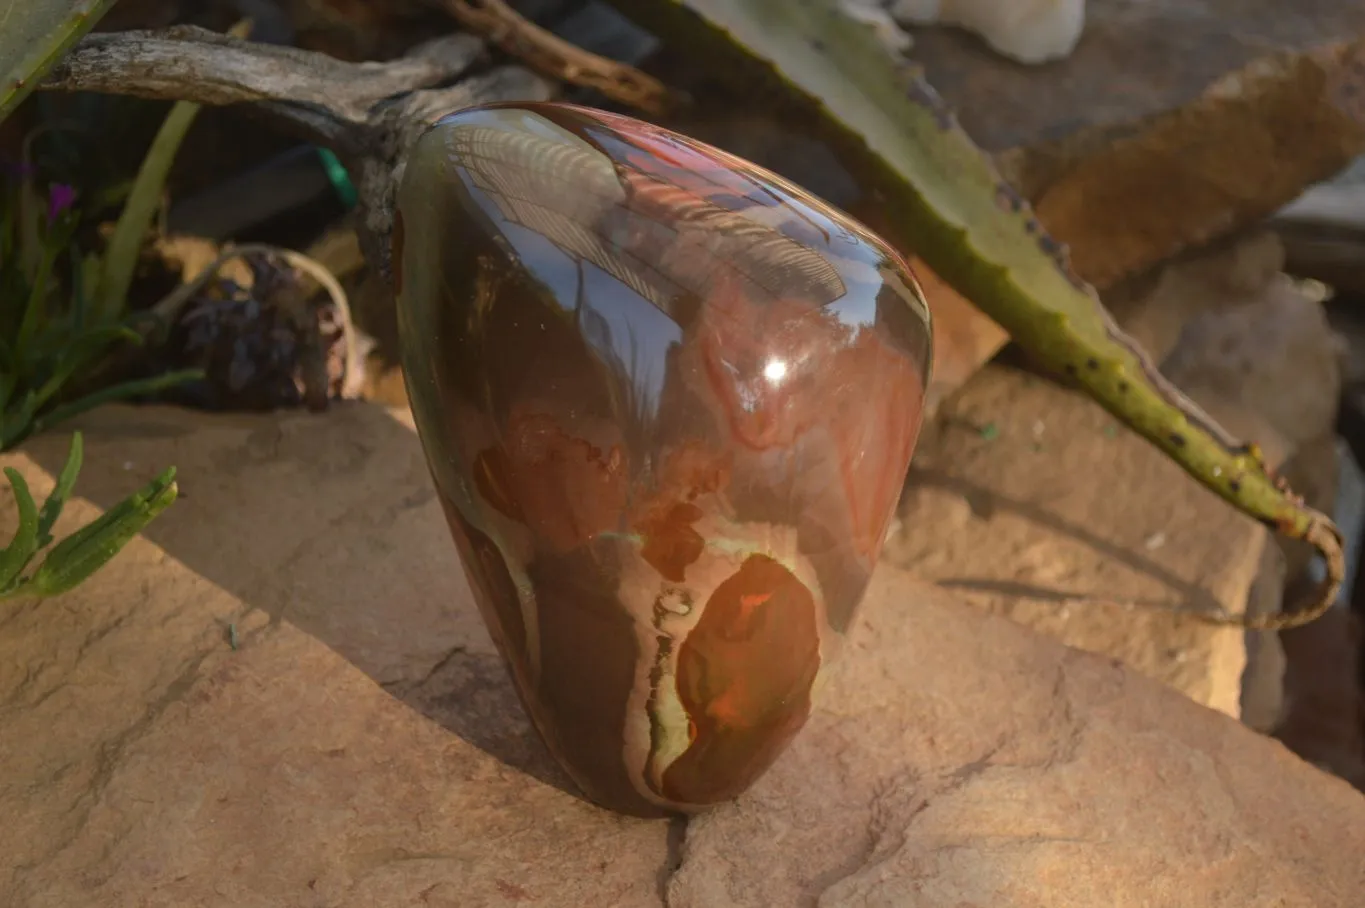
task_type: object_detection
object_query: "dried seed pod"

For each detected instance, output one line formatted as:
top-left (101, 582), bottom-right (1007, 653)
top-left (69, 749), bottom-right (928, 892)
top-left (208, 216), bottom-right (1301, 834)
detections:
top-left (394, 102), bottom-right (933, 817)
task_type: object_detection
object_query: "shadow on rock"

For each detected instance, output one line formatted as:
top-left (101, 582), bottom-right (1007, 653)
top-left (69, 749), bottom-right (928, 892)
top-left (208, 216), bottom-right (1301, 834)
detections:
top-left (21, 400), bottom-right (583, 803)
top-left (903, 466), bottom-right (1233, 621)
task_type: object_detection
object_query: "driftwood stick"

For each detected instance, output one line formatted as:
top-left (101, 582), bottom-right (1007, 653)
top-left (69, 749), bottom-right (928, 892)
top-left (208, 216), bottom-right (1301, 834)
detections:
top-left (38, 26), bottom-right (487, 148)
top-left (442, 0), bottom-right (673, 114)
top-left (36, 26), bottom-right (555, 277)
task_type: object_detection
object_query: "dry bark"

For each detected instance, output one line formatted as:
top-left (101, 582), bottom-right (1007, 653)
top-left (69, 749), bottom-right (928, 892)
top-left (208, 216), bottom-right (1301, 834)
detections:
top-left (38, 26), bottom-right (555, 276)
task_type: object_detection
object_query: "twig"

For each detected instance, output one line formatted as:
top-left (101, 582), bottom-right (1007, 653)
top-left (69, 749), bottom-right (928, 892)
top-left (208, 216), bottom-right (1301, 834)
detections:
top-left (443, 0), bottom-right (674, 115)
top-left (38, 27), bottom-right (488, 150)
top-left (36, 27), bottom-right (556, 278)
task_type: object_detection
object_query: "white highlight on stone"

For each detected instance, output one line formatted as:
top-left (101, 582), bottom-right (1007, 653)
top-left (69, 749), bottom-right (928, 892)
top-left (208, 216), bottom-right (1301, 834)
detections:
top-left (763, 358), bottom-right (789, 384)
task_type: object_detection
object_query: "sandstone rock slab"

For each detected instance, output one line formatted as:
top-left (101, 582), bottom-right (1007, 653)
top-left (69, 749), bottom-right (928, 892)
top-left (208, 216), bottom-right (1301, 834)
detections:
top-left (0, 405), bottom-right (669, 908)
top-left (3, 405), bottom-right (1363, 906)
top-left (909, 0), bottom-right (1365, 287)
top-left (885, 363), bottom-right (1275, 718)
top-left (670, 561), bottom-right (1365, 907)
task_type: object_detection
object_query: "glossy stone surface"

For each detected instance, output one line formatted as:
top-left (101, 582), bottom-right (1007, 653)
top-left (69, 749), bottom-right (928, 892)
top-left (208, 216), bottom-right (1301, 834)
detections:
top-left (393, 102), bottom-right (933, 817)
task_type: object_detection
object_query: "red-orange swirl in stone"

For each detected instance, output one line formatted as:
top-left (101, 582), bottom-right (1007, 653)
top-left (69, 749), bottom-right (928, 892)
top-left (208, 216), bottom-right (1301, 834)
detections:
top-left (394, 101), bottom-right (933, 817)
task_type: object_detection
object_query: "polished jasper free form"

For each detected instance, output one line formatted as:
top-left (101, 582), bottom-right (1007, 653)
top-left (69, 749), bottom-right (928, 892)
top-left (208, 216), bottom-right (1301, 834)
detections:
top-left (394, 102), bottom-right (933, 816)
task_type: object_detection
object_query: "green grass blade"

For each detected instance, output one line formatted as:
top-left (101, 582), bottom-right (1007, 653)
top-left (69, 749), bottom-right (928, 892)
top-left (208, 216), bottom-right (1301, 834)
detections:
top-left (36, 430), bottom-right (82, 547)
top-left (13, 238), bottom-right (59, 361)
top-left (28, 368), bottom-right (204, 440)
top-left (95, 98), bottom-right (203, 321)
top-left (29, 324), bottom-right (142, 412)
top-left (0, 466), bottom-right (40, 590)
top-left (1, 388), bottom-right (40, 451)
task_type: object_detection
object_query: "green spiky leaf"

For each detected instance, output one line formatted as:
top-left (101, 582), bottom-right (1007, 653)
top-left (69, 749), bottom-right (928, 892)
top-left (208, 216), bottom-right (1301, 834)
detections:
top-left (0, 0), bottom-right (118, 125)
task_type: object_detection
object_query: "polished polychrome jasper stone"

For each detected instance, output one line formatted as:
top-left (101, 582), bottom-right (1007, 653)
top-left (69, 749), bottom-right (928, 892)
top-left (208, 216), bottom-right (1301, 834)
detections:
top-left (393, 101), bottom-right (933, 817)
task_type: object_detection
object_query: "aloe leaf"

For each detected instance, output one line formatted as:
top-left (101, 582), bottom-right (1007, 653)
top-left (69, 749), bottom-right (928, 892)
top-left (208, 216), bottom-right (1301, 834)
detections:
top-left (603, 0), bottom-right (1343, 629)
top-left (35, 430), bottom-right (82, 547)
top-left (25, 466), bottom-right (176, 599)
top-left (0, 466), bottom-right (40, 591)
top-left (0, 0), bottom-right (118, 125)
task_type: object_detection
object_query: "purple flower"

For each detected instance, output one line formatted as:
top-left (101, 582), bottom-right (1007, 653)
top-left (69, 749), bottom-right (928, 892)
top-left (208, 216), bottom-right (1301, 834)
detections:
top-left (47, 183), bottom-right (76, 223)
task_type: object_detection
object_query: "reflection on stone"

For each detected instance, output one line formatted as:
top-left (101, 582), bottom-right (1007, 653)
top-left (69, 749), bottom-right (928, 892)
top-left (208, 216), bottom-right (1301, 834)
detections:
top-left (395, 101), bottom-right (933, 816)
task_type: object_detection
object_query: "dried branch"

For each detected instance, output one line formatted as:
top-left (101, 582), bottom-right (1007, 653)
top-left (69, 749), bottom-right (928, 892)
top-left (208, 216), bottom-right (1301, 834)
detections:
top-left (38, 26), bottom-right (488, 149)
top-left (37, 26), bottom-right (555, 278)
top-left (443, 0), bottom-right (674, 115)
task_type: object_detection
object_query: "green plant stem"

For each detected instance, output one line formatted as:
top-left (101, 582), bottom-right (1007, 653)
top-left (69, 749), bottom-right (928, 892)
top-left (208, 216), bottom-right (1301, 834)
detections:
top-left (0, 467), bottom-right (39, 591)
top-left (29, 368), bottom-right (204, 433)
top-left (28, 325), bottom-right (142, 413)
top-left (95, 98), bottom-right (203, 322)
top-left (14, 239), bottom-right (60, 362)
top-left (1, 368), bottom-right (203, 451)
top-left (36, 430), bottom-right (82, 545)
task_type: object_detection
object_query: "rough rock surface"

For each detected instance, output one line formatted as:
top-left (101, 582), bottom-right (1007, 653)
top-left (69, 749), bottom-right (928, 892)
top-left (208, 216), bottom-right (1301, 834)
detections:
top-left (3, 404), bottom-right (1364, 906)
top-left (886, 232), bottom-right (1343, 721)
top-left (910, 0), bottom-right (1365, 287)
top-left (0, 404), bottom-right (668, 908)
top-left (1276, 604), bottom-right (1365, 791)
top-left (884, 364), bottom-right (1273, 718)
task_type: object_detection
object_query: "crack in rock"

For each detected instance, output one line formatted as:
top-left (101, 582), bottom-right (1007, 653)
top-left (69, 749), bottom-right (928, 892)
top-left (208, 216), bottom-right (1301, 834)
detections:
top-left (658, 814), bottom-right (688, 906)
top-left (10, 645), bottom-right (218, 887)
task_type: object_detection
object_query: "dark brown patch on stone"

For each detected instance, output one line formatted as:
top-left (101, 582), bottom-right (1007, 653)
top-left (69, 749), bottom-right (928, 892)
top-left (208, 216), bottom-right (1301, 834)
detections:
top-left (473, 447), bottom-right (525, 522)
top-left (499, 413), bottom-right (629, 555)
top-left (659, 554), bottom-right (821, 805)
top-left (636, 501), bottom-right (706, 582)
top-left (437, 495), bottom-right (527, 673)
top-left (528, 544), bottom-right (665, 817)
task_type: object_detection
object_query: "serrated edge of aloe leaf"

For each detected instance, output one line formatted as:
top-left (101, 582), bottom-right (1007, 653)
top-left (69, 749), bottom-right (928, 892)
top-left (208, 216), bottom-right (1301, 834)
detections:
top-left (0, 0), bottom-right (119, 125)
